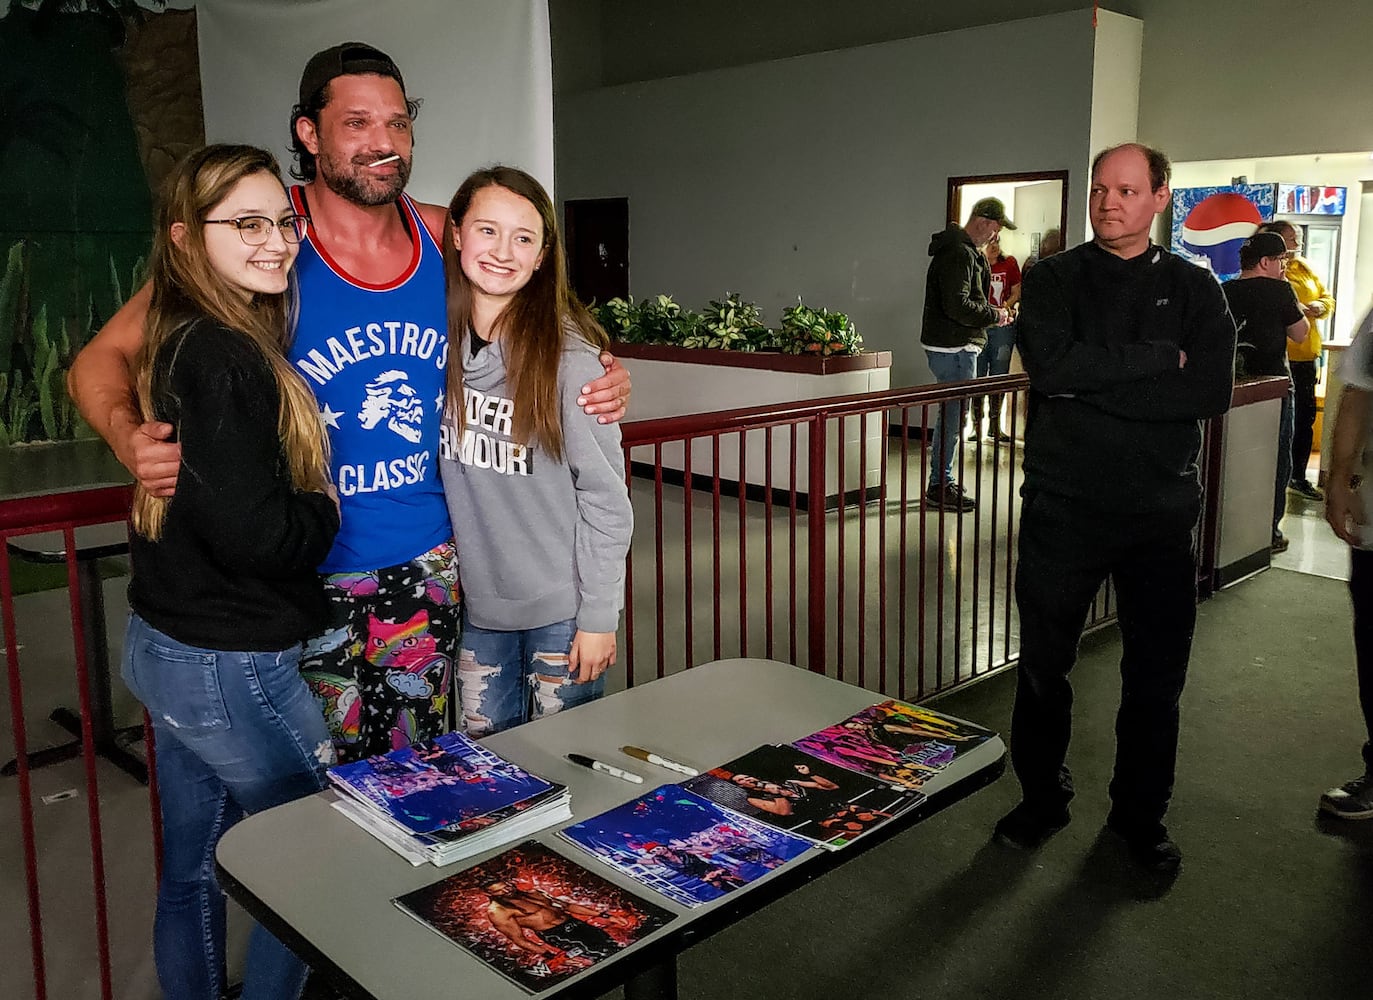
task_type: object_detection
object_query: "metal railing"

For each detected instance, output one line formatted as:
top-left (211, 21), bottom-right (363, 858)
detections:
top-left (617, 373), bottom-right (1118, 698)
top-left (0, 484), bottom-right (148, 1000)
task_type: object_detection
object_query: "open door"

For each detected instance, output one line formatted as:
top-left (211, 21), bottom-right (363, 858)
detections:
top-left (946, 170), bottom-right (1070, 266)
top-left (564, 197), bottom-right (629, 306)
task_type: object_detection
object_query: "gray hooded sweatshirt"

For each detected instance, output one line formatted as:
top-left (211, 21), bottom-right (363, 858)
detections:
top-left (439, 331), bottom-right (631, 633)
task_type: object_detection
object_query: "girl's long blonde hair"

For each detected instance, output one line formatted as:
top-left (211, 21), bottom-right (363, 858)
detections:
top-left (442, 166), bottom-right (608, 462)
top-left (132, 144), bottom-right (329, 539)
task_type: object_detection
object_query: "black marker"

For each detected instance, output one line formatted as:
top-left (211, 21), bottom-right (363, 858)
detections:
top-left (566, 753), bottom-right (644, 784)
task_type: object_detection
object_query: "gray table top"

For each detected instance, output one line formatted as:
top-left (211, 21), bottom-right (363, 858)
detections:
top-left (6, 521), bottom-right (130, 561)
top-left (216, 658), bottom-right (1005, 1000)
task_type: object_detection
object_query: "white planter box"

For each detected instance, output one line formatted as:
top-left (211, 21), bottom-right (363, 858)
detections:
top-left (616, 345), bottom-right (892, 507)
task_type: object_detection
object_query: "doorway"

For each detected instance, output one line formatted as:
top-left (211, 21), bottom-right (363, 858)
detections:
top-left (946, 170), bottom-right (1070, 266)
top-left (564, 197), bottom-right (629, 306)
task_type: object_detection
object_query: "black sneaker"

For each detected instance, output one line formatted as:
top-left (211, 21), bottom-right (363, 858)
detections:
top-left (993, 802), bottom-right (1071, 849)
top-left (1271, 532), bottom-right (1289, 554)
top-left (965, 426), bottom-right (982, 442)
top-left (925, 482), bottom-right (976, 513)
top-left (1319, 773), bottom-right (1373, 819)
top-left (1106, 814), bottom-right (1182, 874)
top-left (1288, 479), bottom-right (1324, 501)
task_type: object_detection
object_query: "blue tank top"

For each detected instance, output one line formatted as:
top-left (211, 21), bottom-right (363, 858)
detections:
top-left (288, 186), bottom-right (452, 573)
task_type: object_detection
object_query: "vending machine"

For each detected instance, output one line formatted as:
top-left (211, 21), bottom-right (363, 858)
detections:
top-left (1273, 183), bottom-right (1345, 298)
top-left (1170, 182), bottom-right (1345, 292)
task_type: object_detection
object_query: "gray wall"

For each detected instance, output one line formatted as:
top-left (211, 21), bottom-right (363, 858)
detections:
top-left (582, 0), bottom-right (1135, 90)
top-left (1135, 0), bottom-right (1373, 159)
top-left (554, 1), bottom-right (1373, 162)
top-left (557, 12), bottom-right (1098, 389)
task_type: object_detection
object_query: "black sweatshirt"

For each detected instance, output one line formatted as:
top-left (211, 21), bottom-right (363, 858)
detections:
top-left (128, 316), bottom-right (340, 651)
top-left (921, 224), bottom-right (999, 350)
top-left (1016, 241), bottom-right (1237, 515)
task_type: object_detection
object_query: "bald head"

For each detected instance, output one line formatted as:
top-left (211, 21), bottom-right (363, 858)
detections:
top-left (1091, 143), bottom-right (1171, 194)
top-left (1089, 143), bottom-right (1172, 259)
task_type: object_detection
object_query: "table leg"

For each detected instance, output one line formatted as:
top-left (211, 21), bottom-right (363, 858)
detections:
top-left (624, 959), bottom-right (678, 1000)
top-left (0, 558), bottom-right (146, 784)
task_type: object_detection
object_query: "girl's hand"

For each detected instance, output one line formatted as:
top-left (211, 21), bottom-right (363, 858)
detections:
top-left (569, 630), bottom-right (616, 683)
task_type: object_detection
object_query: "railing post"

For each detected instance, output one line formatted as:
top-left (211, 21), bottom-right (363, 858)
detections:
top-left (807, 413), bottom-right (827, 673)
top-left (1, 542), bottom-right (47, 1000)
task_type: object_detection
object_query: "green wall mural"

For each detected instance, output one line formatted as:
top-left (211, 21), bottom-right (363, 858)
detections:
top-left (0, 2), bottom-right (202, 445)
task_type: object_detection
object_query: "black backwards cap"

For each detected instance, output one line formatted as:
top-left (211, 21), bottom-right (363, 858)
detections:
top-left (298, 42), bottom-right (406, 105)
top-left (1240, 231), bottom-right (1289, 260)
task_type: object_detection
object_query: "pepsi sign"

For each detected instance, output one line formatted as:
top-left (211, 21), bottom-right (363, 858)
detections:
top-left (1170, 184), bottom-right (1275, 281)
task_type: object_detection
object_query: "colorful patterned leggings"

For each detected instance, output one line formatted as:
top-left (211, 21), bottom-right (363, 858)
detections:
top-left (300, 540), bottom-right (461, 763)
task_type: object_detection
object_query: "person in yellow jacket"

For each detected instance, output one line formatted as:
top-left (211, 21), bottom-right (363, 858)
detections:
top-left (1260, 221), bottom-right (1335, 500)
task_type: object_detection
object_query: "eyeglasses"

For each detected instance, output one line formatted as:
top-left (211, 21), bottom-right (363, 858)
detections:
top-left (203, 214), bottom-right (309, 246)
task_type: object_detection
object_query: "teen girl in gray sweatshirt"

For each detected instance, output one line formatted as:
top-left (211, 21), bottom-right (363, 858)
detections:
top-left (438, 166), bottom-right (632, 737)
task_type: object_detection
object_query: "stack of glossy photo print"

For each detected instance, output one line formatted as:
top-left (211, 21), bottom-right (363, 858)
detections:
top-left (394, 840), bottom-right (674, 994)
top-left (329, 733), bottom-right (572, 866)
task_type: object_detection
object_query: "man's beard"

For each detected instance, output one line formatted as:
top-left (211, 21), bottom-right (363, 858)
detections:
top-left (317, 149), bottom-right (412, 206)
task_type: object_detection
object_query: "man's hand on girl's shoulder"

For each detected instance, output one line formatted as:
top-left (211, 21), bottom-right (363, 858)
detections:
top-left (578, 353), bottom-right (631, 423)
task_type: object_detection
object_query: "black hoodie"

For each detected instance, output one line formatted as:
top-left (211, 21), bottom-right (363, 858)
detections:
top-left (920, 224), bottom-right (999, 350)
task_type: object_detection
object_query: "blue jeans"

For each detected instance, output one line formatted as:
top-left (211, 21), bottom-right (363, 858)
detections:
top-left (121, 614), bottom-right (334, 1000)
top-left (925, 348), bottom-right (978, 489)
top-left (970, 321), bottom-right (1016, 427)
top-left (457, 616), bottom-right (606, 736)
top-left (1275, 387), bottom-right (1295, 535)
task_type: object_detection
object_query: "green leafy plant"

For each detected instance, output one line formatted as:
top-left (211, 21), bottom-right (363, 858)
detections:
top-left (638, 294), bottom-right (702, 345)
top-left (593, 296), bottom-right (638, 342)
top-left (597, 291), bottom-right (867, 356)
top-left (778, 298), bottom-right (865, 356)
top-left (692, 292), bottom-right (772, 351)
top-left (0, 369), bottom-right (38, 447)
top-left (595, 294), bottom-right (703, 347)
top-left (0, 237), bottom-right (127, 443)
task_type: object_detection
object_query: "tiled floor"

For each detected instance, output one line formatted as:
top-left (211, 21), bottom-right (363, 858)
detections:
top-left (1273, 465), bottom-right (1351, 582)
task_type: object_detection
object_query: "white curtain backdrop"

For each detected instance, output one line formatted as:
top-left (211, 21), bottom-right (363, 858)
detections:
top-left (195, 0), bottom-right (554, 205)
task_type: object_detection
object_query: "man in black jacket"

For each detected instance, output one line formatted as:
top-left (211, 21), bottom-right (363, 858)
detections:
top-left (993, 143), bottom-right (1236, 874)
top-left (920, 198), bottom-right (1015, 512)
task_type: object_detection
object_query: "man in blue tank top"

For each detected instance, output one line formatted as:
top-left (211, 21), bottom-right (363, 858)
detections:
top-left (69, 43), bottom-right (631, 762)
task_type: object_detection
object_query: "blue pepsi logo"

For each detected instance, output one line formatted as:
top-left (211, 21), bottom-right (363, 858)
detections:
top-left (1180, 193), bottom-right (1263, 275)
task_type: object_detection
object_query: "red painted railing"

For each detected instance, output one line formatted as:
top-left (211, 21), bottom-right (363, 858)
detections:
top-left (617, 373), bottom-right (1109, 697)
top-left (0, 484), bottom-right (149, 1000)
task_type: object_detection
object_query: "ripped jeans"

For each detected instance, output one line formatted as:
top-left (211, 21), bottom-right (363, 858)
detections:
top-left (121, 614), bottom-right (334, 1000)
top-left (457, 616), bottom-right (605, 737)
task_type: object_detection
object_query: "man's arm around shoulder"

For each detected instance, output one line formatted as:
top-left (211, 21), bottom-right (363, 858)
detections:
top-left (67, 282), bottom-right (182, 495)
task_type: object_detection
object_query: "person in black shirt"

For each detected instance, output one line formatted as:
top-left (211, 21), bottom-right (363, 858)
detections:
top-left (993, 143), bottom-right (1236, 875)
top-left (119, 145), bottom-right (340, 1000)
top-left (1222, 231), bottom-right (1309, 551)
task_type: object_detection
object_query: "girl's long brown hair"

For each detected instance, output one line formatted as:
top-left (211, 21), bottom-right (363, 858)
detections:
top-left (442, 166), bottom-right (608, 462)
top-left (132, 144), bottom-right (329, 539)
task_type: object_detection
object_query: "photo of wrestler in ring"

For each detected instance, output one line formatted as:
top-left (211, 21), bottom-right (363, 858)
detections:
top-left (394, 840), bottom-right (673, 992)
